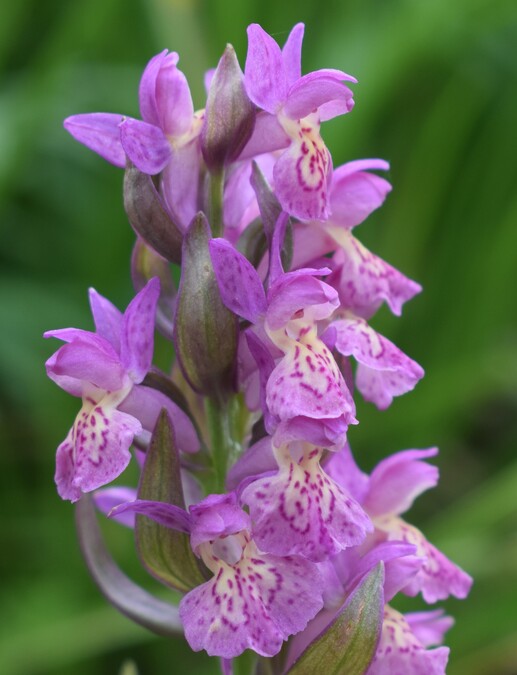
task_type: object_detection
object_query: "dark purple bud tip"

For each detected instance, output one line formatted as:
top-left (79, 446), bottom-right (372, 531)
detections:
top-left (201, 44), bottom-right (256, 171)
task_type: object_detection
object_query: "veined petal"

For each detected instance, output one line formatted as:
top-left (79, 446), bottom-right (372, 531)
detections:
top-left (138, 50), bottom-right (173, 126)
top-left (364, 448), bottom-right (439, 517)
top-left (245, 24), bottom-right (287, 113)
top-left (180, 541), bottom-right (323, 658)
top-left (329, 161), bottom-right (392, 229)
top-left (368, 606), bottom-right (450, 675)
top-left (282, 23), bottom-right (304, 86)
top-left (120, 278), bottom-right (160, 383)
top-left (331, 316), bottom-right (424, 409)
top-left (88, 288), bottom-right (123, 352)
top-left (242, 445), bottom-right (372, 561)
top-left (108, 498), bottom-right (192, 533)
top-left (55, 393), bottom-right (140, 502)
top-left (274, 115), bottom-right (331, 221)
top-left (376, 515), bottom-right (473, 603)
top-left (119, 118), bottom-right (171, 174)
top-left (63, 113), bottom-right (125, 167)
top-left (284, 71), bottom-right (355, 120)
top-left (327, 228), bottom-right (422, 318)
top-left (209, 239), bottom-right (267, 323)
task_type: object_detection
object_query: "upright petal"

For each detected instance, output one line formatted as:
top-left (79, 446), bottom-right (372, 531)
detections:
top-left (88, 288), bottom-right (123, 352)
top-left (138, 50), bottom-right (174, 126)
top-left (63, 113), bottom-right (125, 167)
top-left (282, 23), bottom-right (304, 86)
top-left (155, 56), bottom-right (194, 137)
top-left (120, 278), bottom-right (160, 383)
top-left (161, 139), bottom-right (202, 231)
top-left (245, 24), bottom-right (287, 113)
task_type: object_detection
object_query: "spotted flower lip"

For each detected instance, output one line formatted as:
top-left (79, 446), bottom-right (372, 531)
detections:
top-left (45, 278), bottom-right (199, 502)
top-left (110, 492), bottom-right (324, 658)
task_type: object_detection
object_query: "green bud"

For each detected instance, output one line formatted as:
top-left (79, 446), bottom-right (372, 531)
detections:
top-left (201, 44), bottom-right (256, 171)
top-left (124, 163), bottom-right (183, 264)
top-left (174, 212), bottom-right (238, 398)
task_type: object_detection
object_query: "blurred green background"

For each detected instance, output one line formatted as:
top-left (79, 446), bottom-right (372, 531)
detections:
top-left (1, 0), bottom-right (516, 673)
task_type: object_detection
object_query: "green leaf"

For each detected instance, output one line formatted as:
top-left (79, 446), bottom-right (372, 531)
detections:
top-left (136, 410), bottom-right (207, 592)
top-left (287, 564), bottom-right (384, 675)
top-left (75, 494), bottom-right (182, 637)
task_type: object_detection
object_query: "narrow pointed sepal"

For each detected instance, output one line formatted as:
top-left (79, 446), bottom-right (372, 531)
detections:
top-left (135, 410), bottom-right (207, 592)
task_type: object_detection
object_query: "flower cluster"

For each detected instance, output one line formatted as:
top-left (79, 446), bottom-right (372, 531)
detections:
top-left (47, 23), bottom-right (472, 674)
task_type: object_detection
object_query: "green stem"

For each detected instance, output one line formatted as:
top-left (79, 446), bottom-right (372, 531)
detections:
top-left (205, 396), bottom-right (233, 492)
top-left (208, 168), bottom-right (224, 238)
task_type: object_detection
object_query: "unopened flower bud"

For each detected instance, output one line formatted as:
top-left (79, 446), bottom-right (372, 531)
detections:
top-left (124, 163), bottom-right (183, 264)
top-left (173, 212), bottom-right (238, 398)
top-left (201, 44), bottom-right (255, 171)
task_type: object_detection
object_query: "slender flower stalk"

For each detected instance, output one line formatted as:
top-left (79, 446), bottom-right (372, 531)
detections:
top-left (47, 20), bottom-right (472, 675)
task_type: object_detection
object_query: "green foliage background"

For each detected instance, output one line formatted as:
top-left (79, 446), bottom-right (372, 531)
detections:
top-left (0, 0), bottom-right (516, 673)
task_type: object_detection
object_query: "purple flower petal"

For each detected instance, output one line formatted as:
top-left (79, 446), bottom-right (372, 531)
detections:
top-left (238, 113), bottom-right (290, 160)
top-left (55, 399), bottom-right (140, 502)
top-left (331, 316), bottom-right (424, 409)
top-left (209, 239), bottom-right (266, 323)
top-left (245, 24), bottom-right (287, 113)
top-left (108, 498), bottom-right (191, 533)
top-left (266, 270), bottom-right (338, 331)
top-left (368, 606), bottom-right (450, 675)
top-left (364, 448), bottom-right (439, 517)
top-left (328, 229), bottom-right (422, 318)
top-left (120, 278), bottom-right (160, 383)
top-left (119, 118), bottom-right (171, 175)
top-left (138, 50), bottom-right (172, 126)
top-left (94, 486), bottom-right (137, 528)
top-left (155, 55), bottom-right (194, 137)
top-left (377, 516), bottom-right (473, 603)
top-left (88, 288), bottom-right (123, 353)
top-left (242, 445), bottom-right (372, 561)
top-left (180, 542), bottom-right (323, 658)
top-left (284, 71), bottom-right (355, 120)
top-left (282, 23), bottom-right (304, 86)
top-left (266, 339), bottom-right (356, 428)
top-left (274, 116), bottom-right (331, 221)
top-left (243, 330), bottom-right (276, 426)
top-left (161, 140), bottom-right (202, 231)
top-left (119, 384), bottom-right (200, 454)
top-left (189, 493), bottom-right (250, 551)
top-left (226, 436), bottom-right (276, 490)
top-left (46, 335), bottom-right (127, 393)
top-left (405, 610), bottom-right (454, 648)
top-left (63, 113), bottom-right (125, 167)
top-left (329, 160), bottom-right (392, 229)
top-left (324, 443), bottom-right (370, 503)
